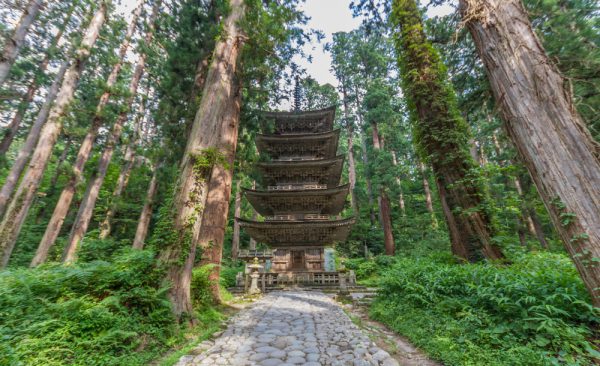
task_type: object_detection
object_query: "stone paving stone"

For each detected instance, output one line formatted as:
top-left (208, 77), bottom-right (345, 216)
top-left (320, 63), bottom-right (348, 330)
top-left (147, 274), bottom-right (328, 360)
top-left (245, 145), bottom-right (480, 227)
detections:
top-left (175, 291), bottom-right (400, 366)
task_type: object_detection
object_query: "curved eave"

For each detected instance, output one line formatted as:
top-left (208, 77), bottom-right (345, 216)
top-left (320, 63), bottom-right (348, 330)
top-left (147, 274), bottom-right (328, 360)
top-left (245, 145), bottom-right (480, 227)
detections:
top-left (236, 217), bottom-right (355, 247)
top-left (243, 184), bottom-right (350, 216)
top-left (261, 105), bottom-right (336, 119)
top-left (256, 129), bottom-right (340, 160)
top-left (257, 155), bottom-right (345, 187)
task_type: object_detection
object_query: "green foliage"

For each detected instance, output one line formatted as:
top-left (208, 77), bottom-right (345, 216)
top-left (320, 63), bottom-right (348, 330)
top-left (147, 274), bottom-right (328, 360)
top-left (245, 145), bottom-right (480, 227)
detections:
top-left (0, 248), bottom-right (177, 366)
top-left (370, 251), bottom-right (599, 365)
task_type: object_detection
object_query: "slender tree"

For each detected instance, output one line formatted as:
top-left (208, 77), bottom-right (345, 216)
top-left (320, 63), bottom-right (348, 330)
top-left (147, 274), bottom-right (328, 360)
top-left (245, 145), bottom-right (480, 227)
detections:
top-left (0, 0), bottom-right (44, 86)
top-left (31, 0), bottom-right (145, 266)
top-left (0, 2), bottom-right (107, 267)
top-left (132, 163), bottom-right (158, 249)
top-left (0, 3), bottom-right (74, 154)
top-left (0, 60), bottom-right (68, 217)
top-left (459, 0), bottom-right (600, 304)
top-left (391, 0), bottom-right (503, 261)
top-left (63, 1), bottom-right (160, 262)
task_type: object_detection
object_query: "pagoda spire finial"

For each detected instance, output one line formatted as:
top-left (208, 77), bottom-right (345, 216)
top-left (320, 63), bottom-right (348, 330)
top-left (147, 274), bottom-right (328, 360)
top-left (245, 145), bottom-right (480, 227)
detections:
top-left (294, 75), bottom-right (301, 112)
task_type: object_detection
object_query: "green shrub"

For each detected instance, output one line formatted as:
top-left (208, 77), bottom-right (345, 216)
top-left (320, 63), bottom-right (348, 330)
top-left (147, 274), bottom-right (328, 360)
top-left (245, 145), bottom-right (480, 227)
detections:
top-left (0, 248), bottom-right (176, 366)
top-left (370, 251), bottom-right (599, 365)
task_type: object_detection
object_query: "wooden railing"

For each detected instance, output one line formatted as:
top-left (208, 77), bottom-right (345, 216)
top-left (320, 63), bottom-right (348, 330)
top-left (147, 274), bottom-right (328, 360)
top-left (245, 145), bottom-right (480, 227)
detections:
top-left (267, 184), bottom-right (327, 191)
top-left (237, 249), bottom-right (275, 259)
top-left (236, 271), bottom-right (356, 290)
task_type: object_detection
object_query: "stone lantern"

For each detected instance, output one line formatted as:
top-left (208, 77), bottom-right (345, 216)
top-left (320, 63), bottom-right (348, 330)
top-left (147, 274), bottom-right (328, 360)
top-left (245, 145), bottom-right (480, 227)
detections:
top-left (247, 257), bottom-right (263, 295)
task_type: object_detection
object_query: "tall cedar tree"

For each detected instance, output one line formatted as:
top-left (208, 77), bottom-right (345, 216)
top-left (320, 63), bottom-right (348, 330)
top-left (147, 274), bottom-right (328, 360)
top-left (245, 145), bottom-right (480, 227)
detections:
top-left (31, 0), bottom-right (145, 266)
top-left (63, 0), bottom-right (161, 262)
top-left (391, 0), bottom-right (504, 262)
top-left (0, 0), bottom-right (44, 86)
top-left (0, 2), bottom-right (74, 154)
top-left (158, 0), bottom-right (245, 319)
top-left (0, 1), bottom-right (108, 268)
top-left (458, 0), bottom-right (600, 305)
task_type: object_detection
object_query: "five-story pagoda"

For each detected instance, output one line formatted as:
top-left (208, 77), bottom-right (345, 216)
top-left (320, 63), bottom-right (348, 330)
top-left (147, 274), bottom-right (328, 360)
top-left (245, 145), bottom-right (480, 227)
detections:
top-left (236, 106), bottom-right (354, 274)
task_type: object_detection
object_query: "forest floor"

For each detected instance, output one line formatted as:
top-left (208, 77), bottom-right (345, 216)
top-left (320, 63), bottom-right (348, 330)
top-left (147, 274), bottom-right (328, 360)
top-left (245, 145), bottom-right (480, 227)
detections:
top-left (171, 290), bottom-right (438, 366)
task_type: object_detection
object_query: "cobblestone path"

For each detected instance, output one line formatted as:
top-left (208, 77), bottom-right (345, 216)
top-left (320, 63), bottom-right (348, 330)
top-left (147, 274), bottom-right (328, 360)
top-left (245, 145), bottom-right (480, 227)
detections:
top-left (176, 291), bottom-right (400, 366)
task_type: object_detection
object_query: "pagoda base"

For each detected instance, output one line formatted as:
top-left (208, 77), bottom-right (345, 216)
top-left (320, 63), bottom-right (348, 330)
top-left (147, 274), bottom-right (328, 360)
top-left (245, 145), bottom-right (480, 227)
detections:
top-left (233, 270), bottom-right (357, 292)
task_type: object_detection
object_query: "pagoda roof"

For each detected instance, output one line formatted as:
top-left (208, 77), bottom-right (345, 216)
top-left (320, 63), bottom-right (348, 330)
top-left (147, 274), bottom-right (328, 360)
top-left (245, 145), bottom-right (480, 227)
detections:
top-left (243, 184), bottom-right (349, 216)
top-left (236, 217), bottom-right (355, 247)
top-left (262, 106), bottom-right (336, 135)
top-left (257, 155), bottom-right (345, 187)
top-left (256, 129), bottom-right (340, 161)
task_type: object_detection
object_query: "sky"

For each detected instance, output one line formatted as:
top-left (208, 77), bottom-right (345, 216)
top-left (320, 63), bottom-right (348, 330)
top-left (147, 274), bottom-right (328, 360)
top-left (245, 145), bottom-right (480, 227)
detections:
top-left (116, 0), bottom-right (456, 87)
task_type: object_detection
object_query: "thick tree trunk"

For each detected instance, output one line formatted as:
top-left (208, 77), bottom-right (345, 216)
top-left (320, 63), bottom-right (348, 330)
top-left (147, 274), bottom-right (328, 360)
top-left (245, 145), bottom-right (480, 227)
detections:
top-left (0, 0), bottom-right (44, 86)
top-left (0, 4), bottom-right (106, 268)
top-left (0, 4), bottom-right (73, 154)
top-left (391, 151), bottom-right (406, 216)
top-left (231, 179), bottom-right (242, 261)
top-left (0, 60), bottom-right (68, 218)
top-left (31, 2), bottom-right (144, 266)
top-left (419, 161), bottom-right (438, 228)
top-left (392, 0), bottom-right (503, 262)
top-left (132, 165), bottom-right (158, 249)
top-left (460, 0), bottom-right (600, 304)
top-left (159, 0), bottom-right (245, 318)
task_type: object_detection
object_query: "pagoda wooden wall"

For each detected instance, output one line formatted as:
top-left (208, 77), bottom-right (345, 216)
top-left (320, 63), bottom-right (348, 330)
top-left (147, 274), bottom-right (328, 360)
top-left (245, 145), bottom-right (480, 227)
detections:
top-left (271, 247), bottom-right (325, 272)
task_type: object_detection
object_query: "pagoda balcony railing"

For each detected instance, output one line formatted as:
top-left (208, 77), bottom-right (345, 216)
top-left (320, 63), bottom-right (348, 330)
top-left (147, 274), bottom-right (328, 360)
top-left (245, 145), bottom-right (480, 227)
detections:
top-left (237, 249), bottom-right (276, 259)
top-left (267, 184), bottom-right (327, 191)
top-left (275, 156), bottom-right (319, 162)
top-left (265, 214), bottom-right (330, 221)
top-left (235, 271), bottom-right (357, 289)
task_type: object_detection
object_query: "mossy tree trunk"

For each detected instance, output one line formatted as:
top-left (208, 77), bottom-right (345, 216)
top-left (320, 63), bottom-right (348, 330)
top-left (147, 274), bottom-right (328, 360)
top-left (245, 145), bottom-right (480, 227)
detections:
top-left (459, 0), bottom-right (600, 304)
top-left (391, 0), bottom-right (504, 262)
top-left (159, 0), bottom-right (246, 318)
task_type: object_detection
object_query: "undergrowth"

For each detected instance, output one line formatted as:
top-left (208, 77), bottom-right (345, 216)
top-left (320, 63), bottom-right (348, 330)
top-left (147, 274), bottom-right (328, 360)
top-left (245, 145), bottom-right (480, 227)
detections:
top-left (365, 251), bottom-right (599, 365)
top-left (0, 248), bottom-right (227, 366)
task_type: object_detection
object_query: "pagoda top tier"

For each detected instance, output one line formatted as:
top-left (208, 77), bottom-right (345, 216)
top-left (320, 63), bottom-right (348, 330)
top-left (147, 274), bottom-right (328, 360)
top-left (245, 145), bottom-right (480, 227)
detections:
top-left (263, 106), bottom-right (336, 135)
top-left (237, 217), bottom-right (355, 247)
top-left (256, 129), bottom-right (340, 161)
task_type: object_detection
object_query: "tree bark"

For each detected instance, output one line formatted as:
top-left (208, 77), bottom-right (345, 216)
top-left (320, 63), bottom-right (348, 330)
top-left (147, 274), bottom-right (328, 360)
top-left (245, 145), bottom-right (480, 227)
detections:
top-left (341, 83), bottom-right (358, 215)
top-left (132, 164), bottom-right (158, 249)
top-left (31, 1), bottom-right (144, 266)
top-left (392, 0), bottom-right (503, 262)
top-left (0, 3), bottom-right (106, 268)
top-left (231, 179), bottom-right (242, 261)
top-left (159, 0), bottom-right (245, 318)
top-left (63, 1), bottom-right (158, 262)
top-left (0, 60), bottom-right (68, 218)
top-left (0, 3), bottom-right (74, 154)
top-left (459, 0), bottom-right (600, 304)
top-left (0, 0), bottom-right (44, 86)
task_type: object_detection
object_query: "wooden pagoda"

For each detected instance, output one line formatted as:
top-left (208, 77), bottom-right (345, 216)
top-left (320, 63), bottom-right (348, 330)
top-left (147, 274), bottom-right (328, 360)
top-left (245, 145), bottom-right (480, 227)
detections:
top-left (236, 106), bottom-right (354, 275)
